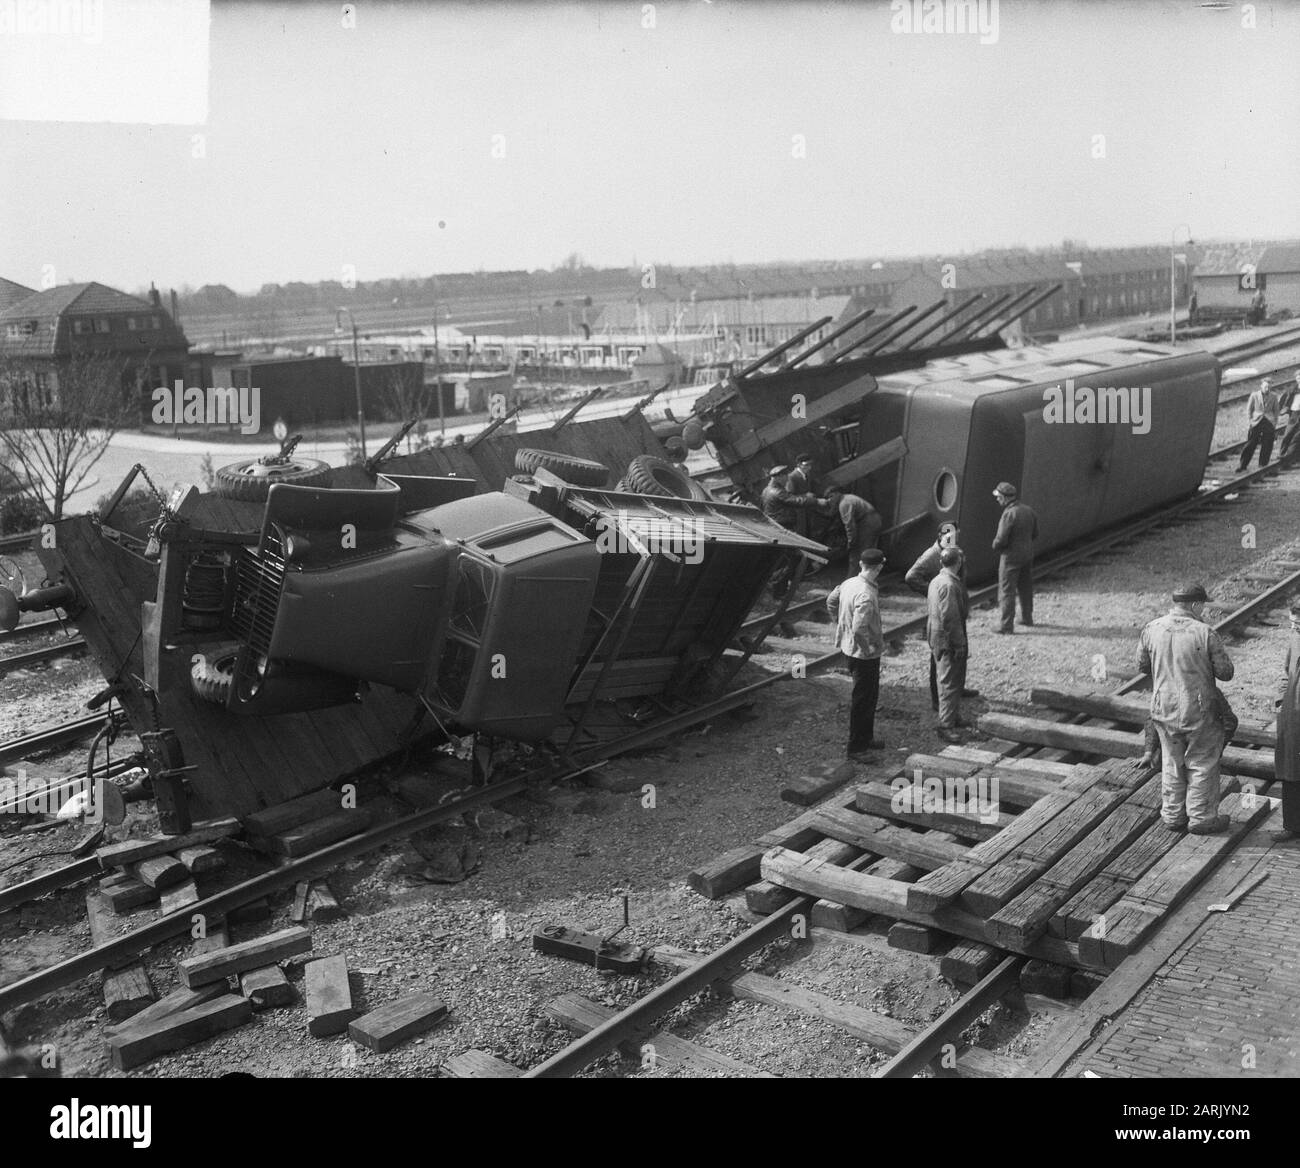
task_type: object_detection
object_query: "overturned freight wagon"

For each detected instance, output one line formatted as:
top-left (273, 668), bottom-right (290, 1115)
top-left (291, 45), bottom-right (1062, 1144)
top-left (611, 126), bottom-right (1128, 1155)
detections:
top-left (685, 299), bottom-right (1221, 581)
top-left (3, 424), bottom-right (824, 821)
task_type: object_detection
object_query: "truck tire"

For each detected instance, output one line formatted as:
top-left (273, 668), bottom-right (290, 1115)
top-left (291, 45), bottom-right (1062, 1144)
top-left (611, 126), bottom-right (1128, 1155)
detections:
top-left (191, 651), bottom-right (237, 706)
top-left (624, 455), bottom-right (708, 501)
top-left (513, 448), bottom-right (610, 487)
top-left (214, 457), bottom-right (332, 502)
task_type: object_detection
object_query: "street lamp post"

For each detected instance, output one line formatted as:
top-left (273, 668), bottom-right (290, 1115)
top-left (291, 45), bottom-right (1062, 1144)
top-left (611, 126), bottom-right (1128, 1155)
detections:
top-left (1170, 224), bottom-right (1193, 344)
top-left (336, 307), bottom-right (366, 459)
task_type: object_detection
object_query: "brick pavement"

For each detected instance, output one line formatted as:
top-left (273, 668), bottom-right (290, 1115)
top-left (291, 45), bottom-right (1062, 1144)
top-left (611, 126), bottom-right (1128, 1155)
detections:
top-left (1078, 840), bottom-right (1300, 1077)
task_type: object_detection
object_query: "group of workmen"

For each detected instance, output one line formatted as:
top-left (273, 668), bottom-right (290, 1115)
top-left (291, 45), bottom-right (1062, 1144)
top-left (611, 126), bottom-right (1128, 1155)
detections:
top-left (824, 480), bottom-right (1038, 759)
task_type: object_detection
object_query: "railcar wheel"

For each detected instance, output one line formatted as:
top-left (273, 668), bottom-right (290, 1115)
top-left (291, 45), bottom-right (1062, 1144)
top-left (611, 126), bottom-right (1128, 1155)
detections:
top-left (513, 448), bottom-right (611, 487)
top-left (213, 458), bottom-right (332, 502)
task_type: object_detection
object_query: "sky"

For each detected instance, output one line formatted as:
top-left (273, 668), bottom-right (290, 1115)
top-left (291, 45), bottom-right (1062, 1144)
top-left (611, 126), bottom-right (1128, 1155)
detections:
top-left (1, 0), bottom-right (1297, 294)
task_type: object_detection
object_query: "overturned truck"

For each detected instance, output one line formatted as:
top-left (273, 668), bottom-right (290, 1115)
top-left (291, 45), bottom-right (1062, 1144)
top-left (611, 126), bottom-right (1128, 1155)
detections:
top-left (3, 418), bottom-right (824, 821)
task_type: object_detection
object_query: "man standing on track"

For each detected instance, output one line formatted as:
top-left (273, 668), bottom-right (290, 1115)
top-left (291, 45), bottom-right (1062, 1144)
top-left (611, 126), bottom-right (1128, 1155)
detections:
top-left (1139, 582), bottom-right (1236, 835)
top-left (927, 546), bottom-right (970, 744)
top-left (1273, 597), bottom-right (1300, 840)
top-left (827, 548), bottom-right (886, 761)
top-left (1237, 378), bottom-right (1282, 472)
top-left (992, 481), bottom-right (1037, 634)
top-left (906, 522), bottom-right (977, 709)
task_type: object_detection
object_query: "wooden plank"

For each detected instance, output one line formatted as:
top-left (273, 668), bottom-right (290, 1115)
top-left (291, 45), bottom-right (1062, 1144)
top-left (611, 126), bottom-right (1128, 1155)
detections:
top-left (940, 940), bottom-right (1002, 986)
top-left (97, 818), bottom-right (241, 868)
top-left (1078, 792), bottom-right (1271, 969)
top-left (902, 754), bottom-right (1060, 807)
top-left (85, 890), bottom-right (153, 1025)
top-left (960, 769), bottom-right (1155, 917)
top-left (104, 983), bottom-right (226, 1036)
top-left (781, 760), bottom-right (858, 806)
top-left (745, 836), bottom-right (859, 915)
top-left (760, 847), bottom-right (1093, 969)
top-left (1050, 822), bottom-right (1183, 940)
top-left (159, 878), bottom-right (200, 917)
top-left (813, 856), bottom-right (914, 931)
top-left (290, 881), bottom-right (311, 924)
top-left (444, 1049), bottom-right (521, 1078)
top-left (985, 797), bottom-right (1159, 950)
top-left (107, 994), bottom-right (252, 1071)
top-left (685, 805), bottom-right (827, 899)
top-left (978, 712), bottom-right (1273, 780)
top-left (258, 807), bottom-right (373, 858)
top-left (651, 947), bottom-right (1019, 1078)
top-left (130, 855), bottom-right (188, 891)
top-left (242, 789), bottom-right (342, 838)
top-left (176, 845), bottom-right (224, 875)
top-left (348, 993), bottom-right (449, 1052)
top-left (239, 964), bottom-right (296, 1010)
top-left (905, 762), bottom-right (1120, 914)
top-left (308, 883), bottom-right (345, 923)
top-left (178, 926), bottom-right (312, 988)
top-left (811, 804), bottom-right (968, 870)
top-left (545, 991), bottom-right (775, 1077)
top-left (305, 953), bottom-right (355, 1037)
top-left (1030, 685), bottom-right (1276, 749)
top-left (854, 781), bottom-right (1011, 841)
top-left (102, 877), bottom-right (157, 913)
top-left (887, 922), bottom-right (948, 954)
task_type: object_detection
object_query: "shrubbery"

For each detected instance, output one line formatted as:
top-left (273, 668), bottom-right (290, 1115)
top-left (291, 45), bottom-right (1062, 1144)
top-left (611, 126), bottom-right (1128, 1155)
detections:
top-left (0, 492), bottom-right (46, 535)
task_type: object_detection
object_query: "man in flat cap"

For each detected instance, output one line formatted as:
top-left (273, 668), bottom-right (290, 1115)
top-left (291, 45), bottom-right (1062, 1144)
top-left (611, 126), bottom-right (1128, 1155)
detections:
top-left (1139, 583), bottom-right (1236, 835)
top-left (760, 464), bottom-right (820, 597)
top-left (1274, 596), bottom-right (1300, 839)
top-left (907, 522), bottom-right (978, 710)
top-left (991, 481), bottom-right (1038, 634)
top-left (927, 546), bottom-right (971, 743)
top-left (827, 548), bottom-right (887, 760)
top-left (1238, 378), bottom-right (1281, 472)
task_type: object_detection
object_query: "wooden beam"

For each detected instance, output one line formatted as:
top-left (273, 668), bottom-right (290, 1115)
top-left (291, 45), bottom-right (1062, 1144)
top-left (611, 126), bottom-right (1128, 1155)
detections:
top-left (104, 984), bottom-right (225, 1037)
top-left (305, 953), bottom-right (355, 1037)
top-left (822, 436), bottom-right (907, 490)
top-left (178, 926), bottom-right (312, 988)
top-left (96, 818), bottom-right (241, 869)
top-left (85, 892), bottom-right (155, 1022)
top-left (686, 805), bottom-right (827, 899)
top-left (854, 781), bottom-right (1012, 840)
top-left (781, 760), bottom-right (858, 807)
top-left (239, 965), bottom-right (295, 1010)
top-left (811, 803), bottom-right (968, 870)
top-left (107, 994), bottom-right (252, 1071)
top-left (940, 940), bottom-right (1003, 986)
top-left (348, 993), bottom-right (448, 1052)
top-left (977, 712), bottom-right (1274, 780)
top-left (242, 789), bottom-right (342, 838)
top-left (444, 1049), bottom-right (521, 1078)
top-left (255, 807), bottom-right (373, 858)
top-left (129, 855), bottom-right (188, 890)
top-left (1030, 686), bottom-right (1276, 749)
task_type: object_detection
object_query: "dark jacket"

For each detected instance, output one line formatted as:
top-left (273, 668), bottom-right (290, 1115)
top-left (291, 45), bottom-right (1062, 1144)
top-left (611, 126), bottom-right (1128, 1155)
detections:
top-left (905, 541), bottom-right (967, 596)
top-left (760, 480), bottom-right (817, 531)
top-left (992, 502), bottom-right (1038, 566)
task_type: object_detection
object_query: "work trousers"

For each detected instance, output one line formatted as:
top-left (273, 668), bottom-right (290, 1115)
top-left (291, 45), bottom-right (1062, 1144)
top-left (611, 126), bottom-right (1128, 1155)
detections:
top-left (1278, 418), bottom-right (1300, 464)
top-left (1154, 719), bottom-right (1223, 830)
top-left (934, 651), bottom-right (967, 729)
top-left (1238, 418), bottom-right (1276, 470)
top-left (928, 653), bottom-right (938, 710)
top-left (997, 559), bottom-right (1033, 631)
top-left (846, 656), bottom-right (881, 754)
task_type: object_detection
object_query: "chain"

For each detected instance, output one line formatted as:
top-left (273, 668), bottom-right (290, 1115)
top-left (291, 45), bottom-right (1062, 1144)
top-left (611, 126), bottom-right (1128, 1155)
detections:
top-left (135, 463), bottom-right (172, 516)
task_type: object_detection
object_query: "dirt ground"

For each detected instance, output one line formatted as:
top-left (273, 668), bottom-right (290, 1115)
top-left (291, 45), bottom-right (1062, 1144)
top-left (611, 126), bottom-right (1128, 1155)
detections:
top-left (3, 390), bottom-right (1299, 1078)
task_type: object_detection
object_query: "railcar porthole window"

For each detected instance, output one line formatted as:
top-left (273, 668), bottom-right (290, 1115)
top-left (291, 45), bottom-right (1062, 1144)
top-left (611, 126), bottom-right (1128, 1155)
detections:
top-left (934, 469), bottom-right (958, 512)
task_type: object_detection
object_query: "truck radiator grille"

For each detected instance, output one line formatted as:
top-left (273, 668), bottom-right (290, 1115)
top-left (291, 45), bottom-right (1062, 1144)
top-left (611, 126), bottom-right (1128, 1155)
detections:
top-left (230, 527), bottom-right (286, 656)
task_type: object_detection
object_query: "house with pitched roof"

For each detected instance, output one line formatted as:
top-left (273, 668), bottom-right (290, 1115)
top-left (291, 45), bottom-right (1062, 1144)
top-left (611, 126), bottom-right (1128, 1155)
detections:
top-left (0, 280), bottom-right (189, 419)
top-left (1193, 242), bottom-right (1300, 319)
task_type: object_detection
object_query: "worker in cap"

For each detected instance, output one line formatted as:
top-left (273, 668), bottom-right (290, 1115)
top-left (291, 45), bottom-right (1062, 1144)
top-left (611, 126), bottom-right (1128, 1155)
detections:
top-left (824, 485), bottom-right (883, 575)
top-left (759, 463), bottom-right (821, 598)
top-left (1277, 372), bottom-right (1300, 464)
top-left (1273, 596), bottom-right (1300, 839)
top-left (927, 545), bottom-right (972, 743)
top-left (906, 522), bottom-right (977, 709)
top-left (991, 481), bottom-right (1038, 633)
top-left (1238, 377), bottom-right (1282, 472)
top-left (827, 547), bottom-right (887, 761)
top-left (1138, 582), bottom-right (1236, 834)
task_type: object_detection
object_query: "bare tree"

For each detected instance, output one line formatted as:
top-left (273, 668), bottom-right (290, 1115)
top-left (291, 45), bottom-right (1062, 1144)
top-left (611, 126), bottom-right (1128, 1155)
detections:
top-left (382, 367), bottom-right (434, 454)
top-left (0, 348), bottom-right (134, 520)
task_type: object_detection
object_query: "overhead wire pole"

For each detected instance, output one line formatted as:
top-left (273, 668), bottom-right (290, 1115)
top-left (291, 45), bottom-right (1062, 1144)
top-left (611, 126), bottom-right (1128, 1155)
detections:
top-left (336, 307), bottom-right (367, 459)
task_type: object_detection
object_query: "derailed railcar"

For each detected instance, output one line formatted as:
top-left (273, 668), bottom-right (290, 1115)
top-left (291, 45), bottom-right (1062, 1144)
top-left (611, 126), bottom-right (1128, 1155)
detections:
top-left (689, 335), bottom-right (1220, 581)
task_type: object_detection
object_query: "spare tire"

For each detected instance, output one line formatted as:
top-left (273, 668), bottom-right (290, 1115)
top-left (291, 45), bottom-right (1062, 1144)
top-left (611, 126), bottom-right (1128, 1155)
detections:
top-left (214, 457), bottom-right (332, 502)
top-left (190, 651), bottom-right (237, 706)
top-left (624, 455), bottom-right (709, 501)
top-left (513, 448), bottom-right (610, 487)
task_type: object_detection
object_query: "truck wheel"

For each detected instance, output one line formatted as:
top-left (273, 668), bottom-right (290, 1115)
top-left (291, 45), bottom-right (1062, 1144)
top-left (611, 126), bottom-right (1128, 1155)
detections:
top-left (214, 457), bottom-right (332, 502)
top-left (624, 455), bottom-right (708, 500)
top-left (191, 651), bottom-right (237, 706)
top-left (513, 448), bottom-right (610, 487)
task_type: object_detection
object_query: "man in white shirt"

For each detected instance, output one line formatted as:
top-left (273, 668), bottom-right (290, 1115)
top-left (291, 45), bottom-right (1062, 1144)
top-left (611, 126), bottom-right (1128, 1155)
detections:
top-left (827, 548), bottom-right (886, 761)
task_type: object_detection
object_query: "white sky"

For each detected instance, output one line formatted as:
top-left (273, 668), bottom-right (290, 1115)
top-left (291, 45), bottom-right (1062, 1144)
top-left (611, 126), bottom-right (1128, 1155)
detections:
top-left (1, 0), bottom-right (1297, 293)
